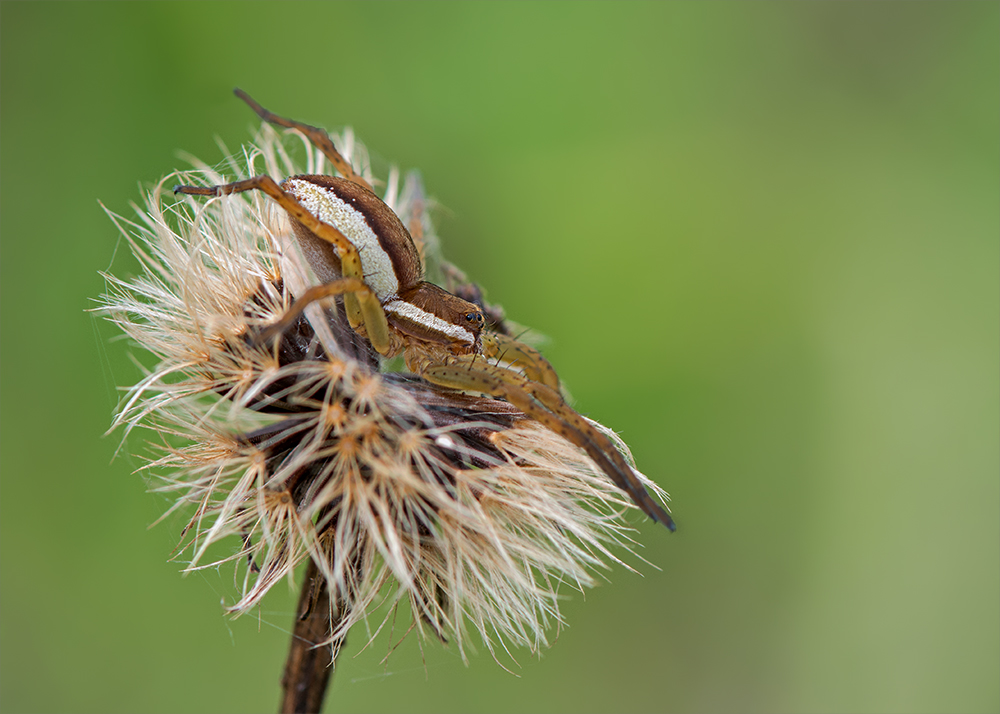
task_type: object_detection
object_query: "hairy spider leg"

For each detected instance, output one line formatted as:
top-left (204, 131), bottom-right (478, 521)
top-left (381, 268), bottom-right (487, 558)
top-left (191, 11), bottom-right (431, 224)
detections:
top-left (174, 175), bottom-right (392, 354)
top-left (234, 88), bottom-right (375, 194)
top-left (257, 277), bottom-right (373, 345)
top-left (419, 361), bottom-right (675, 529)
top-left (482, 333), bottom-right (561, 391)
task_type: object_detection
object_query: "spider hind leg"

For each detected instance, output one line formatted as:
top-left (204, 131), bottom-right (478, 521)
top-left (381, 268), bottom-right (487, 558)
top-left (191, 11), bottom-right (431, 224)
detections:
top-left (233, 88), bottom-right (374, 193)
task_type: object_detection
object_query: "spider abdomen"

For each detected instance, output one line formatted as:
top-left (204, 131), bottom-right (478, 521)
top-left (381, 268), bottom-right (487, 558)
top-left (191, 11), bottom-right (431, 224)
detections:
top-left (282, 174), bottom-right (424, 300)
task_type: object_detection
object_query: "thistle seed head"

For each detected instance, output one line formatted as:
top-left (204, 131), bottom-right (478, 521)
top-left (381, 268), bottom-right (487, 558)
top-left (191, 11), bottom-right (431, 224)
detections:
top-left (100, 123), bottom-right (669, 662)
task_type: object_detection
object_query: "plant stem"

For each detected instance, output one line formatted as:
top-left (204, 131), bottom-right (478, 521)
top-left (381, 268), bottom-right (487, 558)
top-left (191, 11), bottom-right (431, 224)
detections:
top-left (279, 559), bottom-right (341, 714)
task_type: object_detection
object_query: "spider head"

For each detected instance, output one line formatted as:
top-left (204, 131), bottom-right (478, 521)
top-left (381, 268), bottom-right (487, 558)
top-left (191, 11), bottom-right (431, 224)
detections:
top-left (385, 282), bottom-right (486, 355)
top-left (463, 309), bottom-right (486, 331)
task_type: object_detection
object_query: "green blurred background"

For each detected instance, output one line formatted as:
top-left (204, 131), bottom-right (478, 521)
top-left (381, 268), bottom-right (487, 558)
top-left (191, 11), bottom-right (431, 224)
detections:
top-left (1, 3), bottom-right (997, 712)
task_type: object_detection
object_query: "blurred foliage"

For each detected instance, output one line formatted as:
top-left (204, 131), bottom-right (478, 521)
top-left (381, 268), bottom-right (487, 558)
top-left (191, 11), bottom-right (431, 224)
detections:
top-left (1, 3), bottom-right (997, 713)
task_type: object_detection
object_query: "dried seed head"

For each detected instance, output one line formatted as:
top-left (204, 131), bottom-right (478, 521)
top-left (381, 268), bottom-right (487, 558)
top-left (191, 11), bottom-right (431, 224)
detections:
top-left (100, 123), bottom-right (669, 663)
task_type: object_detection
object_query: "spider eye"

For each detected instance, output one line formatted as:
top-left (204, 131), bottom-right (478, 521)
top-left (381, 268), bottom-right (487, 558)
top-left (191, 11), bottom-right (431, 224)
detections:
top-left (465, 311), bottom-right (484, 326)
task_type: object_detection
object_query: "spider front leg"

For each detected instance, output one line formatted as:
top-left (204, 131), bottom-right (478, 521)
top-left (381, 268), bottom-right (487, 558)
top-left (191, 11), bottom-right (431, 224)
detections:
top-left (482, 333), bottom-right (561, 391)
top-left (174, 175), bottom-right (392, 355)
top-left (420, 360), bottom-right (675, 530)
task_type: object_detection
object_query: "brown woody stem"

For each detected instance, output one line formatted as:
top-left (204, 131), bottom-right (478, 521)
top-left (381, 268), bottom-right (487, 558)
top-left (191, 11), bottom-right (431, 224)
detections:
top-left (279, 559), bottom-right (343, 714)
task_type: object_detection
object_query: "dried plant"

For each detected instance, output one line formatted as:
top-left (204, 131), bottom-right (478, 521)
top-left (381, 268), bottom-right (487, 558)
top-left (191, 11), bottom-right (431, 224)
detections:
top-left (100, 119), bottom-right (670, 683)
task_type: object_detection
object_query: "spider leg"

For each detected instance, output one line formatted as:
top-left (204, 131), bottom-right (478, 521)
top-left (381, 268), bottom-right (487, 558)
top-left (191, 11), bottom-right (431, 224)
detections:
top-left (233, 88), bottom-right (375, 193)
top-left (482, 333), bottom-right (561, 391)
top-left (420, 361), bottom-right (675, 530)
top-left (174, 175), bottom-right (391, 354)
top-left (256, 277), bottom-right (378, 345)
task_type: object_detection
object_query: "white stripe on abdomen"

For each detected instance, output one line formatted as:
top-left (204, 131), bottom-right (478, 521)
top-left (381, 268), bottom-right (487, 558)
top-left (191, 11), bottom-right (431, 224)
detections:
top-left (284, 178), bottom-right (399, 301)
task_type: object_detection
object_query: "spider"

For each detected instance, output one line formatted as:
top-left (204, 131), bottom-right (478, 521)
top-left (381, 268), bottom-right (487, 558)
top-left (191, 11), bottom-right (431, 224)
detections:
top-left (174, 89), bottom-right (675, 531)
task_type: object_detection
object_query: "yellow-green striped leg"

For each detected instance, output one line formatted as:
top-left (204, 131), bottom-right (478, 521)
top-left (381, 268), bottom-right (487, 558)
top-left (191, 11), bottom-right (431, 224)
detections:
top-left (482, 333), bottom-right (561, 391)
top-left (420, 360), bottom-right (675, 529)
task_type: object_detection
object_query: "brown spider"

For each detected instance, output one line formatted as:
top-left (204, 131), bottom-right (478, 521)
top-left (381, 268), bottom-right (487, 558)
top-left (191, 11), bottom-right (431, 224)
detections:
top-left (174, 89), bottom-right (674, 531)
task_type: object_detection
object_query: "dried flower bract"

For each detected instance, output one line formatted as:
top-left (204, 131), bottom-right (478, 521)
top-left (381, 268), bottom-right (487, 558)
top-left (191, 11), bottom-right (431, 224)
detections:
top-left (101, 115), bottom-right (670, 663)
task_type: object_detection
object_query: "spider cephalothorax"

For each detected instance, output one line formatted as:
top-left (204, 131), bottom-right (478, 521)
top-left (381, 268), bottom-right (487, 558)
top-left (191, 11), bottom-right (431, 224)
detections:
top-left (175, 89), bottom-right (674, 531)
